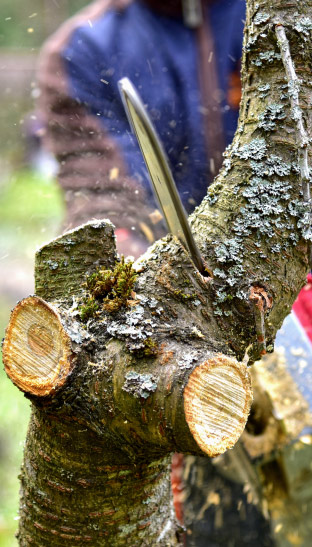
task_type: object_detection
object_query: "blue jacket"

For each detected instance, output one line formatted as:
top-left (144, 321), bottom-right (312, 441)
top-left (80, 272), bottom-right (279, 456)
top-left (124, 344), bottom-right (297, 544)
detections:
top-left (39, 0), bottom-right (245, 233)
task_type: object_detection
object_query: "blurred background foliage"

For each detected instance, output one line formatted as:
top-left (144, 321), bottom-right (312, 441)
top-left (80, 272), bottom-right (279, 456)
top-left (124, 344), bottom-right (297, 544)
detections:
top-left (0, 0), bottom-right (87, 48)
top-left (0, 1), bottom-right (88, 544)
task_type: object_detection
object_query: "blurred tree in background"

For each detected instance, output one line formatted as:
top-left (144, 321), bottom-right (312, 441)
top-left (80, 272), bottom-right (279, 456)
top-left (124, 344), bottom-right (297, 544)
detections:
top-left (0, 2), bottom-right (87, 544)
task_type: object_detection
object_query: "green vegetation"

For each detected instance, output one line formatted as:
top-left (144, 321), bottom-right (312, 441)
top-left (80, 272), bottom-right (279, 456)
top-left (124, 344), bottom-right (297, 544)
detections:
top-left (0, 170), bottom-right (63, 220)
top-left (0, 0), bottom-right (88, 48)
top-left (141, 337), bottom-right (159, 357)
top-left (0, 1), bottom-right (82, 543)
top-left (0, 169), bottom-right (64, 259)
top-left (0, 169), bottom-right (64, 546)
top-left (80, 256), bottom-right (138, 319)
top-left (0, 308), bottom-right (30, 547)
top-left (80, 296), bottom-right (100, 322)
top-left (173, 289), bottom-right (197, 303)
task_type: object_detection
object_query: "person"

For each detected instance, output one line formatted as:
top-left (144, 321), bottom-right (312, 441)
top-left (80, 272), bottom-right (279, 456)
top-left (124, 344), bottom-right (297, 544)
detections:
top-left (37, 0), bottom-right (244, 255)
top-left (37, 1), bottom-right (275, 544)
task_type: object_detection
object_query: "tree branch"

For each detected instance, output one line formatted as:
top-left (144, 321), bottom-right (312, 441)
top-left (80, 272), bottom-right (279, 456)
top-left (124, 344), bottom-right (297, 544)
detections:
top-left (275, 22), bottom-right (312, 265)
top-left (2, 1), bottom-right (312, 544)
top-left (3, 223), bottom-right (252, 460)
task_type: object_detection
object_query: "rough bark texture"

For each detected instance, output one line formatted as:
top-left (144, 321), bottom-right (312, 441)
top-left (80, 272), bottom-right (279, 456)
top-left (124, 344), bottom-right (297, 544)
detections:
top-left (35, 220), bottom-right (117, 301)
top-left (2, 0), bottom-right (312, 545)
top-left (3, 220), bottom-right (252, 545)
top-left (18, 409), bottom-right (175, 546)
top-left (189, 0), bottom-right (312, 363)
top-left (182, 1), bottom-right (312, 542)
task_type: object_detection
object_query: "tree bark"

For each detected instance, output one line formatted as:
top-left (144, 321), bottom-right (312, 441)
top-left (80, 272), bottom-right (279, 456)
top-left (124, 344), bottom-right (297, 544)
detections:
top-left (3, 220), bottom-right (252, 545)
top-left (189, 0), bottom-right (312, 363)
top-left (2, 0), bottom-right (312, 544)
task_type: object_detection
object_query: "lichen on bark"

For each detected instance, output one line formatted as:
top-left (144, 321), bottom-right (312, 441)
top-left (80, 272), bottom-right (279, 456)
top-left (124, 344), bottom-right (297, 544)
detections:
top-left (190, 0), bottom-right (312, 360)
top-left (2, 1), bottom-right (312, 545)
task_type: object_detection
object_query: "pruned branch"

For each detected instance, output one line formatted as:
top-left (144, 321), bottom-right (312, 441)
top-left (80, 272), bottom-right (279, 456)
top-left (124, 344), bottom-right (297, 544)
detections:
top-left (3, 222), bottom-right (252, 459)
top-left (3, 296), bottom-right (75, 397)
top-left (2, 1), bottom-right (312, 544)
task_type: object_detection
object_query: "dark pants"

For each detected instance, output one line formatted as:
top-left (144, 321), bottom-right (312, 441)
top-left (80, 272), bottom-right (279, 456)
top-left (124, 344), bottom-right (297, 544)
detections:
top-left (183, 457), bottom-right (274, 547)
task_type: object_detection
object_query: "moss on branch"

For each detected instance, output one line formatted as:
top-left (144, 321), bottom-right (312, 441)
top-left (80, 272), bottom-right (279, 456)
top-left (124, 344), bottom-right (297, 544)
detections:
top-left (80, 256), bottom-right (138, 320)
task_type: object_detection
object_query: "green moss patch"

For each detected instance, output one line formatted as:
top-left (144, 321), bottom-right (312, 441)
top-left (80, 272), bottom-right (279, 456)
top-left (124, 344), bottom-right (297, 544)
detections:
top-left (80, 257), bottom-right (138, 320)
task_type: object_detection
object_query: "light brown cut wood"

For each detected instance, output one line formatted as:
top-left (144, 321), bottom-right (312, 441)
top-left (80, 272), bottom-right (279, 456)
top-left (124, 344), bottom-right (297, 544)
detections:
top-left (184, 355), bottom-right (252, 457)
top-left (3, 296), bottom-right (74, 397)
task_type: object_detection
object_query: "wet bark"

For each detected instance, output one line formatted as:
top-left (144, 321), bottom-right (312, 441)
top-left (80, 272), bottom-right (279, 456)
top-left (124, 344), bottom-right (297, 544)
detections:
top-left (2, 0), bottom-right (312, 545)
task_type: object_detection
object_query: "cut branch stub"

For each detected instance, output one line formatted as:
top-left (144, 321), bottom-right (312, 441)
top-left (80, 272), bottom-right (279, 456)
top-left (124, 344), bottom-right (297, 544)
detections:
top-left (3, 296), bottom-right (75, 397)
top-left (35, 220), bottom-right (117, 301)
top-left (184, 355), bottom-right (252, 457)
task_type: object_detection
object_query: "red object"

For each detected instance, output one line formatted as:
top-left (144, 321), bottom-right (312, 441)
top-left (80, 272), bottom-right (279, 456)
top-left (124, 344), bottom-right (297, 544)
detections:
top-left (115, 228), bottom-right (131, 243)
top-left (292, 275), bottom-right (312, 343)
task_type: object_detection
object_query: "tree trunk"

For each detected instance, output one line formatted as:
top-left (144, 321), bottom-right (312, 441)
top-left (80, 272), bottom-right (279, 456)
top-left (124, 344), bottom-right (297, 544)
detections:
top-left (18, 409), bottom-right (174, 546)
top-left (3, 0), bottom-right (312, 544)
top-left (3, 220), bottom-right (252, 545)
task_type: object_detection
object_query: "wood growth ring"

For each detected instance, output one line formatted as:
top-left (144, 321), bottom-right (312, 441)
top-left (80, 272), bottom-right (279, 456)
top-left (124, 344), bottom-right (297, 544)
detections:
top-left (3, 296), bottom-right (74, 397)
top-left (27, 324), bottom-right (54, 356)
top-left (184, 355), bottom-right (252, 457)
